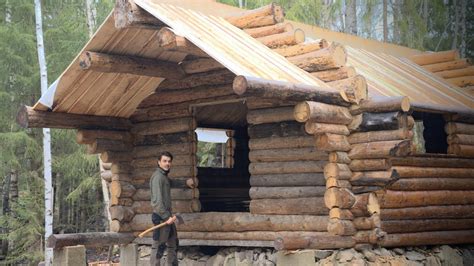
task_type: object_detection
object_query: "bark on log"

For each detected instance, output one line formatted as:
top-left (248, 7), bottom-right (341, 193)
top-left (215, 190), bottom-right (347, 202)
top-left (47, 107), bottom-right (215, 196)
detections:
top-left (305, 121), bottom-right (350, 135)
top-left (256, 29), bottom-right (305, 48)
top-left (249, 161), bottom-right (326, 175)
top-left (324, 163), bottom-right (352, 180)
top-left (351, 170), bottom-right (399, 187)
top-left (247, 106), bottom-right (295, 125)
top-left (226, 3), bottom-right (284, 29)
top-left (350, 96), bottom-right (411, 115)
top-left (324, 188), bottom-right (356, 209)
top-left (349, 140), bottom-right (412, 159)
top-left (87, 139), bottom-right (131, 154)
top-left (134, 131), bottom-right (194, 146)
top-left (327, 75), bottom-right (368, 104)
top-left (388, 178), bottom-right (474, 191)
top-left (422, 58), bottom-right (470, 72)
top-left (132, 117), bottom-right (195, 136)
top-left (79, 51), bottom-right (185, 79)
top-left (17, 105), bottom-right (131, 130)
top-left (315, 133), bottom-right (351, 152)
top-left (47, 232), bottom-right (135, 249)
top-left (244, 23), bottom-right (293, 38)
top-left (393, 166), bottom-right (474, 178)
top-left (250, 173), bottom-right (326, 187)
top-left (249, 147), bottom-right (327, 162)
top-left (379, 190), bottom-right (474, 208)
top-left (176, 231), bottom-right (326, 242)
top-left (76, 129), bottom-right (132, 144)
top-left (274, 234), bottom-right (355, 250)
top-left (349, 129), bottom-right (412, 144)
top-left (233, 76), bottom-right (349, 106)
top-left (132, 188), bottom-right (198, 201)
top-left (410, 50), bottom-right (459, 65)
top-left (329, 152), bottom-right (351, 164)
top-left (181, 58), bottom-right (224, 74)
top-left (382, 218), bottom-right (474, 233)
top-left (176, 212), bottom-right (328, 232)
top-left (294, 101), bottom-right (352, 123)
top-left (273, 40), bottom-right (329, 57)
top-left (156, 27), bottom-right (208, 57)
top-left (159, 70), bottom-right (235, 90)
top-left (249, 186), bottom-right (326, 199)
top-left (133, 143), bottom-right (195, 158)
top-left (311, 66), bottom-right (356, 82)
top-left (114, 0), bottom-right (162, 29)
top-left (100, 151), bottom-right (132, 163)
top-left (380, 205), bottom-right (474, 220)
top-left (448, 144), bottom-right (474, 157)
top-left (250, 197), bottom-right (328, 215)
top-left (327, 219), bottom-right (356, 236)
top-left (248, 121), bottom-right (307, 139)
top-left (380, 230), bottom-right (474, 247)
top-left (349, 159), bottom-right (392, 171)
top-left (287, 44), bottom-right (347, 72)
top-left (445, 122), bottom-right (474, 135)
top-left (131, 103), bottom-right (191, 123)
top-left (248, 136), bottom-right (314, 150)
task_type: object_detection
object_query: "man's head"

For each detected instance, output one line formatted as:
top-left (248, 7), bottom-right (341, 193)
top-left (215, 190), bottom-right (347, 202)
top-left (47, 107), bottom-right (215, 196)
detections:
top-left (158, 151), bottom-right (173, 172)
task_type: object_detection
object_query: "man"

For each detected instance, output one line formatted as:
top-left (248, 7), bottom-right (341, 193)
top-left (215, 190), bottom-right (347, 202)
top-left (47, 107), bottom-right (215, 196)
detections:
top-left (150, 151), bottom-right (178, 266)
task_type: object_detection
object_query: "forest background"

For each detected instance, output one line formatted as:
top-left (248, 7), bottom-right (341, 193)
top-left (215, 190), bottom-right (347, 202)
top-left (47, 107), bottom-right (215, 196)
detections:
top-left (0, 0), bottom-right (472, 264)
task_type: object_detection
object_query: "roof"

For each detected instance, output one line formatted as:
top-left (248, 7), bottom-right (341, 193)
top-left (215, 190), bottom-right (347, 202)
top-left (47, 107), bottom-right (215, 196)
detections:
top-left (32, 0), bottom-right (473, 117)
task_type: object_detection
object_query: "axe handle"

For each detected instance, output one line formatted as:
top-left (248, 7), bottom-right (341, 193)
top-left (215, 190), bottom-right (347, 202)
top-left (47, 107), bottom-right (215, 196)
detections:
top-left (138, 221), bottom-right (168, 238)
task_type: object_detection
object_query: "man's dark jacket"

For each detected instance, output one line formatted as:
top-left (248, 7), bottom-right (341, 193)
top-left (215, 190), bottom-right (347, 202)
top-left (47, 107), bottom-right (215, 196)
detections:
top-left (150, 167), bottom-right (172, 220)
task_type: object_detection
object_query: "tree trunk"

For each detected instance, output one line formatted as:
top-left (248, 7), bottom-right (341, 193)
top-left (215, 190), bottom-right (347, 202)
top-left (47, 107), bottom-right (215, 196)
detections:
top-left (383, 0), bottom-right (388, 42)
top-left (345, 0), bottom-right (357, 35)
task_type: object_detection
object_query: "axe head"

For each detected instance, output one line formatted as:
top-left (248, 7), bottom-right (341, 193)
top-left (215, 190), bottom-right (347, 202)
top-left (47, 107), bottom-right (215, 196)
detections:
top-left (175, 214), bottom-right (184, 225)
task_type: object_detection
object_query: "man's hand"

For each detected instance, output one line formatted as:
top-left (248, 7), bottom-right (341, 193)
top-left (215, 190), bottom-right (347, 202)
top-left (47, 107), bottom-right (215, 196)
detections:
top-left (165, 215), bottom-right (177, 225)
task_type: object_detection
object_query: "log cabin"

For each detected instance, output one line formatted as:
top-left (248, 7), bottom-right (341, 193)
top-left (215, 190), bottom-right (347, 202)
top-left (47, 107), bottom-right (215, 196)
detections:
top-left (18, 0), bottom-right (474, 251)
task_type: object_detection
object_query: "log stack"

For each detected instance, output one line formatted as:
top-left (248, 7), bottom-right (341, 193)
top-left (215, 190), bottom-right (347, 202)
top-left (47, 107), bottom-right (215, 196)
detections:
top-left (410, 50), bottom-right (474, 94)
top-left (445, 120), bottom-right (474, 157)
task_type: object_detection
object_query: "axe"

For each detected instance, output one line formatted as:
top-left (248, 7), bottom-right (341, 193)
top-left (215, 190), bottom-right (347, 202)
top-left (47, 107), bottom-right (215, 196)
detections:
top-left (138, 215), bottom-right (184, 238)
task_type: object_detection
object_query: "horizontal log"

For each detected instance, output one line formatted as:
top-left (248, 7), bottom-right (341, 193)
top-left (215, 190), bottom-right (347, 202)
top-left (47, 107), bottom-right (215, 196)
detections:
top-left (324, 188), bottom-right (356, 209)
top-left (250, 197), bottom-right (328, 215)
top-left (325, 177), bottom-right (351, 189)
top-left (76, 129), bottom-right (132, 144)
top-left (447, 134), bottom-right (474, 145)
top-left (177, 231), bottom-right (329, 242)
top-left (410, 50), bottom-right (459, 65)
top-left (110, 197), bottom-right (133, 207)
top-left (349, 159), bottom-right (391, 171)
top-left (233, 76), bottom-right (349, 106)
top-left (249, 161), bottom-right (326, 175)
top-left (181, 58), bottom-right (224, 74)
top-left (133, 143), bottom-right (195, 158)
top-left (353, 112), bottom-right (403, 132)
top-left (445, 122), bottom-right (474, 135)
top-left (248, 136), bottom-right (314, 150)
top-left (134, 131), bottom-right (194, 146)
top-left (109, 205), bottom-right (135, 222)
top-left (393, 166), bottom-right (474, 178)
top-left (17, 106), bottom-right (131, 130)
top-left (447, 76), bottom-right (474, 87)
top-left (351, 193), bottom-right (379, 217)
top-left (327, 75), bottom-right (368, 104)
top-left (177, 212), bottom-right (328, 232)
top-left (287, 44), bottom-right (347, 72)
top-left (350, 96), bottom-right (410, 115)
top-left (389, 177), bottom-right (474, 191)
top-left (329, 152), bottom-right (351, 164)
top-left (159, 70), bottom-right (235, 90)
top-left (244, 23), bottom-right (292, 38)
top-left (130, 199), bottom-right (201, 215)
top-left (349, 128), bottom-right (412, 144)
top-left (273, 40), bottom-right (329, 57)
top-left (110, 180), bottom-right (136, 199)
top-left (100, 151), bottom-right (132, 163)
top-left (353, 228), bottom-right (386, 244)
top-left (327, 219), bottom-right (356, 236)
top-left (131, 103), bottom-right (191, 123)
top-left (305, 121), bottom-right (349, 135)
top-left (380, 230), bottom-right (474, 247)
top-left (156, 27), bottom-right (207, 57)
top-left (256, 29), bottom-right (305, 48)
top-left (353, 215), bottom-right (381, 230)
top-left (132, 188), bottom-right (198, 201)
top-left (109, 220), bottom-right (132, 233)
top-left (351, 170), bottom-right (399, 187)
top-left (448, 144), bottom-right (474, 157)
top-left (246, 106), bottom-right (295, 125)
top-left (131, 154), bottom-right (194, 168)
top-left (329, 208), bottom-right (354, 220)
top-left (79, 51), bottom-right (185, 79)
top-left (250, 173), bottom-right (326, 187)
top-left (248, 121), bottom-right (307, 139)
top-left (382, 218), bottom-right (474, 234)
top-left (47, 232), bottom-right (134, 249)
top-left (132, 117), bottom-right (194, 136)
top-left (249, 186), bottom-right (326, 199)
top-left (111, 163), bottom-right (132, 175)
top-left (390, 155), bottom-right (474, 168)
top-left (324, 163), bottom-right (352, 180)
top-left (294, 101), bottom-right (352, 124)
top-left (274, 234), bottom-right (355, 250)
top-left (132, 166), bottom-right (195, 180)
top-left (315, 133), bottom-right (351, 152)
top-left (436, 66), bottom-right (474, 79)
top-left (87, 139), bottom-right (132, 154)
top-left (349, 140), bottom-right (411, 159)
top-left (380, 205), bottom-right (474, 220)
top-left (379, 190), bottom-right (474, 208)
top-left (114, 0), bottom-right (162, 29)
top-left (226, 3), bottom-right (284, 29)
top-left (422, 58), bottom-right (471, 72)
top-left (311, 66), bottom-right (356, 82)
top-left (249, 147), bottom-right (327, 162)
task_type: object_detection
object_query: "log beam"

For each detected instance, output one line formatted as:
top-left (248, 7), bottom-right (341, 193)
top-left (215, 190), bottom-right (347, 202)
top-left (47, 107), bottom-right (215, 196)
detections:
top-left (47, 232), bottom-right (135, 249)
top-left (156, 27), bottom-right (208, 57)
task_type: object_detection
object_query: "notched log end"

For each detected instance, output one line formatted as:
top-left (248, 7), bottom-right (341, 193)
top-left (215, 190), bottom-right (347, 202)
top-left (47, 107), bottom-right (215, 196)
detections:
top-left (232, 75), bottom-right (248, 96)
